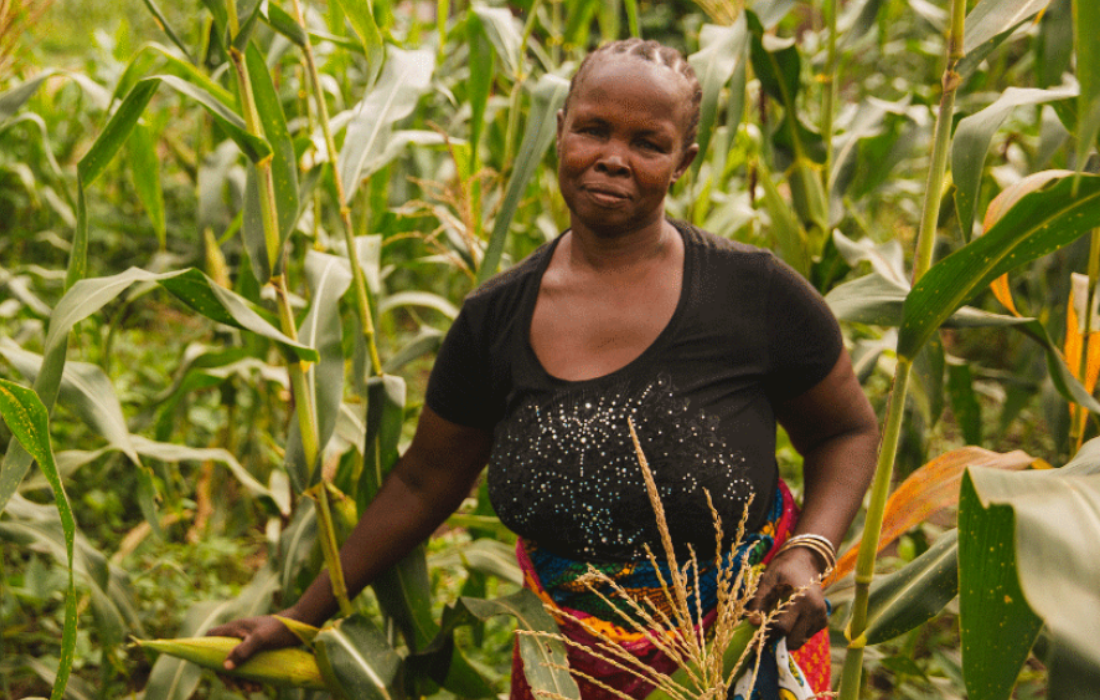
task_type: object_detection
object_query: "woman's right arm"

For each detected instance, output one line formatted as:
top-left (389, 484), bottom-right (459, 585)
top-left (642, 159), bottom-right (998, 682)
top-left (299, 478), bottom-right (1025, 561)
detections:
top-left (208, 406), bottom-right (495, 670)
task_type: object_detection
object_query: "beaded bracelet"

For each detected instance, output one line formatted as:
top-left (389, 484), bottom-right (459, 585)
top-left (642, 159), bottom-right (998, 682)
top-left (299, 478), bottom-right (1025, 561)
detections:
top-left (776, 533), bottom-right (837, 573)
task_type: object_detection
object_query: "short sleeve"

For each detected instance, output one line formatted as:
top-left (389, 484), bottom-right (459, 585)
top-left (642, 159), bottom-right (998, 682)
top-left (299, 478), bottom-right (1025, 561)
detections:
top-left (424, 304), bottom-right (505, 430)
top-left (763, 255), bottom-right (843, 401)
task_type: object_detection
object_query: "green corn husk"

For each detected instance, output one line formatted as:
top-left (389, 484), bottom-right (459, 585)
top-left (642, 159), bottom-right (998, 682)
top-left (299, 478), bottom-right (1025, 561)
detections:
top-left (134, 636), bottom-right (328, 690)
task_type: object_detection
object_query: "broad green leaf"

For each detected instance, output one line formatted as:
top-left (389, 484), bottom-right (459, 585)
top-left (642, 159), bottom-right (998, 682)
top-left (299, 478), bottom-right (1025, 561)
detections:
top-left (78, 79), bottom-right (160, 186)
top-left (332, 0), bottom-right (385, 88)
top-left (438, 591), bottom-right (580, 700)
top-left (130, 435), bottom-right (272, 503)
top-left (372, 546), bottom-right (436, 651)
top-left (1074, 0), bottom-right (1100, 174)
top-left (748, 21), bottom-right (799, 112)
top-left (0, 341), bottom-right (141, 466)
top-left (958, 473), bottom-right (1043, 700)
top-left (140, 0), bottom-right (194, 61)
top-left (315, 614), bottom-right (406, 700)
top-left (241, 41), bottom-right (300, 282)
top-left (834, 446), bottom-right (1034, 580)
top-left (383, 328), bottom-right (443, 374)
top-left (0, 495), bottom-right (139, 647)
top-left (130, 121), bottom-right (167, 248)
top-left (156, 74), bottom-right (270, 162)
top-left (231, 0), bottom-right (264, 52)
top-left (478, 73), bottom-right (570, 283)
top-left (430, 538), bottom-right (523, 585)
top-left (261, 1), bottom-right (308, 46)
top-left (0, 71), bottom-right (56, 125)
top-left (828, 270), bottom-right (1100, 414)
top-left (898, 173), bottom-right (1100, 359)
top-left (688, 18), bottom-right (749, 177)
top-left (360, 374), bottom-right (406, 508)
top-left (965, 439), bottom-right (1100, 699)
top-left (466, 10), bottom-right (495, 172)
top-left (947, 359), bottom-right (982, 444)
top-left (1037, 0), bottom-right (1073, 89)
top-left (472, 4), bottom-right (524, 78)
top-left (952, 86), bottom-right (1076, 239)
top-left (958, 0), bottom-right (1049, 79)
top-left (753, 0), bottom-right (796, 29)
top-left (337, 47), bottom-right (435, 204)
top-left (285, 251), bottom-right (353, 491)
top-left (863, 530), bottom-right (959, 645)
top-left (757, 162), bottom-right (810, 276)
top-left (624, 0), bottom-right (639, 37)
top-left (0, 379), bottom-right (77, 700)
top-left (379, 291), bottom-right (458, 320)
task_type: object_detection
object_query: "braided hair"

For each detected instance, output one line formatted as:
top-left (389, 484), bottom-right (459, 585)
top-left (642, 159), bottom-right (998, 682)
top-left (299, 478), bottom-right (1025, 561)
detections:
top-left (565, 39), bottom-right (703, 149)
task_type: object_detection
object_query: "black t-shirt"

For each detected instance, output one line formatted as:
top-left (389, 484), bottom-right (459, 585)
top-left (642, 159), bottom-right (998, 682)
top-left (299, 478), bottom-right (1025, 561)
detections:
top-left (426, 221), bottom-right (842, 562)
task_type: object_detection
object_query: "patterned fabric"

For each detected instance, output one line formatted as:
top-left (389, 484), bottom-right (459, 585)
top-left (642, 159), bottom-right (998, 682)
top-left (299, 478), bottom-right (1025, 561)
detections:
top-left (510, 480), bottom-right (830, 700)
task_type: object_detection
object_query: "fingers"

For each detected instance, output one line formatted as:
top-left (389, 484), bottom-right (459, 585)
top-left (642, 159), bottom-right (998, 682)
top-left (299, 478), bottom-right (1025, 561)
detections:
top-left (746, 552), bottom-right (829, 648)
top-left (205, 616), bottom-right (296, 670)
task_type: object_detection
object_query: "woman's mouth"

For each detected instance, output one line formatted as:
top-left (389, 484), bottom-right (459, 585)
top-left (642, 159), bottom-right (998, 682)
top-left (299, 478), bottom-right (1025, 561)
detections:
top-left (583, 186), bottom-right (630, 206)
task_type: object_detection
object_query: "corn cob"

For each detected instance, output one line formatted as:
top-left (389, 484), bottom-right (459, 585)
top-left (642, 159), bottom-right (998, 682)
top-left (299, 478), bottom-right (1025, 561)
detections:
top-left (134, 636), bottom-right (328, 690)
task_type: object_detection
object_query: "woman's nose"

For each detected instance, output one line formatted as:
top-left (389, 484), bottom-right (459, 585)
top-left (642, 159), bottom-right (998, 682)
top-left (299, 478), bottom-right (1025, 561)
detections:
top-left (595, 147), bottom-right (630, 175)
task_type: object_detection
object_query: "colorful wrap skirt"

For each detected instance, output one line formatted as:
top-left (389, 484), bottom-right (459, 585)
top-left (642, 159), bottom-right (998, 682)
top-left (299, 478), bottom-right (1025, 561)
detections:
top-left (510, 480), bottom-right (831, 700)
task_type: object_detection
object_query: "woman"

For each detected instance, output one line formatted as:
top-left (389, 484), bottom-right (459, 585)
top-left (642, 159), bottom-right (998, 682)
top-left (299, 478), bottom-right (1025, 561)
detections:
top-left (212, 39), bottom-right (879, 699)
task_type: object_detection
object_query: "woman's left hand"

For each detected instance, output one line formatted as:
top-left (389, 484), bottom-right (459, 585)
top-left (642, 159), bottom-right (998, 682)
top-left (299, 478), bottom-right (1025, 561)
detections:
top-left (746, 546), bottom-right (829, 650)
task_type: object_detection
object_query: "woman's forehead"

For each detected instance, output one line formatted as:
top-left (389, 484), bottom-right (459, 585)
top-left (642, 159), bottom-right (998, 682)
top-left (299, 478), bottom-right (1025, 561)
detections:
top-left (567, 56), bottom-right (693, 127)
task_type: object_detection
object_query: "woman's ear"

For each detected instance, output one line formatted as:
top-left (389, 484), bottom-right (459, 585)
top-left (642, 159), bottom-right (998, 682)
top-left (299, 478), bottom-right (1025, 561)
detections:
top-left (672, 143), bottom-right (700, 184)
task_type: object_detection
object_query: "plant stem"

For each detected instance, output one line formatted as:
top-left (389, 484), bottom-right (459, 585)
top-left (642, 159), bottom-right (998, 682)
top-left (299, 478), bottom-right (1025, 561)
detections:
top-left (1072, 229), bottom-right (1100, 450)
top-left (288, 0), bottom-right (383, 379)
top-left (821, 0), bottom-right (837, 181)
top-left (313, 484), bottom-right (355, 615)
top-left (837, 2), bottom-right (966, 697)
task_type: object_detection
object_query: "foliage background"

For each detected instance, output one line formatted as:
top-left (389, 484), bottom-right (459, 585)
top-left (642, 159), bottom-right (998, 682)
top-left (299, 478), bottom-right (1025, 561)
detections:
top-left (1, 0), bottom-right (1098, 698)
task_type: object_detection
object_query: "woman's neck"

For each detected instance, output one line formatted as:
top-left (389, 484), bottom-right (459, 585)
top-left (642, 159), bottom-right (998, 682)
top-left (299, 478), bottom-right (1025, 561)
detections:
top-left (565, 218), bottom-right (677, 272)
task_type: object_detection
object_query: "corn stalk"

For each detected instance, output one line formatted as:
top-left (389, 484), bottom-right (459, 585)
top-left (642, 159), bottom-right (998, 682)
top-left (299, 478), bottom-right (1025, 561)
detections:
top-left (225, 19), bottom-right (350, 615)
top-left (837, 0), bottom-right (967, 696)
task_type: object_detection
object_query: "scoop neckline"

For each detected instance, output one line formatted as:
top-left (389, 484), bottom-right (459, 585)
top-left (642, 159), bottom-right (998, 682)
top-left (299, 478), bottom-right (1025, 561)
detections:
top-left (522, 220), bottom-right (694, 387)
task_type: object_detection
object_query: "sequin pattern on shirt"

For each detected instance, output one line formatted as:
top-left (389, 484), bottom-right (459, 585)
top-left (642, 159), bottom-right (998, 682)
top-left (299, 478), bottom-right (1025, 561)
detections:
top-left (487, 373), bottom-right (754, 562)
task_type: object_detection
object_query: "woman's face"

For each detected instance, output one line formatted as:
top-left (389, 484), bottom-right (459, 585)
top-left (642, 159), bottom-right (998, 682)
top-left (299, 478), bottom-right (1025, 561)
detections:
top-left (556, 56), bottom-right (699, 240)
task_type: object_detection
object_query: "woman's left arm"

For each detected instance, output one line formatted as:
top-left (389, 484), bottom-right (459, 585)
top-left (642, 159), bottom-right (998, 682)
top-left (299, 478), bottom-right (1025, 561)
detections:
top-left (748, 349), bottom-right (879, 648)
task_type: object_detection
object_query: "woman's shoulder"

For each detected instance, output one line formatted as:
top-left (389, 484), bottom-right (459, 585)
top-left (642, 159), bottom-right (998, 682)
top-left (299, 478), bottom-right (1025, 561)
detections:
top-left (671, 219), bottom-right (778, 276)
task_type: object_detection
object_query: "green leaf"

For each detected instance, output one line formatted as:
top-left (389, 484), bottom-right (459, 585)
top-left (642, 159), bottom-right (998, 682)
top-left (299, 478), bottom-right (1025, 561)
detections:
top-left (964, 439), bottom-right (1100, 699)
top-left (756, 160), bottom-right (811, 276)
top-left (958, 472), bottom-right (1043, 700)
top-left (828, 269), bottom-right (1100, 414)
top-left (332, 0), bottom-right (385, 88)
top-left (688, 18), bottom-right (749, 177)
top-left (360, 374), bottom-right (406, 508)
top-left (959, 0), bottom-right (1049, 79)
top-left (478, 73), bottom-right (569, 283)
top-left (0, 341), bottom-right (142, 467)
top-left (315, 614), bottom-right (406, 700)
top-left (952, 86), bottom-right (1076, 239)
top-left (863, 530), bottom-right (959, 645)
top-left (0, 71), bottom-right (56, 125)
top-left (430, 538), bottom-right (523, 585)
top-left (383, 328), bottom-right (443, 374)
top-left (140, 0), bottom-right (194, 61)
top-left (0, 380), bottom-right (78, 700)
top-left (947, 360), bottom-right (982, 444)
top-left (337, 47), bottom-right (435, 204)
top-left (439, 591), bottom-right (580, 700)
top-left (898, 173), bottom-right (1100, 359)
top-left (130, 122), bottom-right (167, 248)
top-left (371, 546), bottom-right (436, 651)
top-left (286, 252), bottom-right (353, 491)
top-left (241, 41), bottom-right (300, 282)
top-left (466, 10), bottom-right (495, 172)
top-left (78, 79), bottom-right (160, 186)
top-left (1074, 0), bottom-right (1100, 174)
top-left (472, 4), bottom-right (524, 78)
top-left (261, 1), bottom-right (308, 46)
top-left (378, 291), bottom-right (458, 320)
top-left (155, 74), bottom-right (270, 163)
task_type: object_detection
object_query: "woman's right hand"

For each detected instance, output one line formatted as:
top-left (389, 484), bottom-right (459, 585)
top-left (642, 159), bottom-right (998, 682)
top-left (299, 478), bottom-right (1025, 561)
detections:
top-left (207, 612), bottom-right (301, 670)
